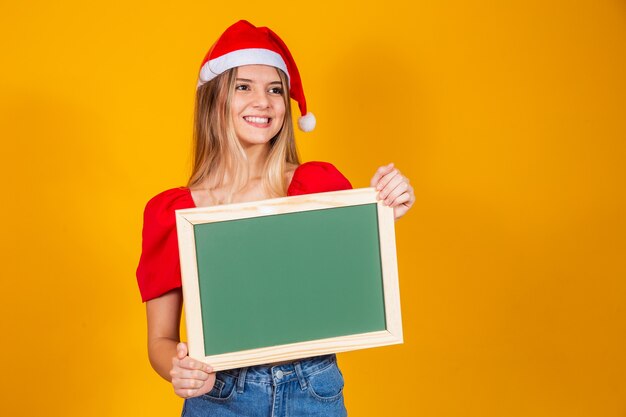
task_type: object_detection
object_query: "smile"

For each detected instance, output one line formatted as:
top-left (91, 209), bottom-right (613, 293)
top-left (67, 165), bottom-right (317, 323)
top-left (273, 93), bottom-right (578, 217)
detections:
top-left (244, 116), bottom-right (271, 126)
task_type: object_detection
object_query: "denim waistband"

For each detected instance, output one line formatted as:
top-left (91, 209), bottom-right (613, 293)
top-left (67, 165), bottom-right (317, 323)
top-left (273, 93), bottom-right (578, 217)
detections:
top-left (223, 354), bottom-right (336, 390)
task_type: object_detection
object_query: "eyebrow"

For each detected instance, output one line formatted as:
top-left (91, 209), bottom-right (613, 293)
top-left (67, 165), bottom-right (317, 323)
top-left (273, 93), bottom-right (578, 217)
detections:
top-left (236, 78), bottom-right (282, 85)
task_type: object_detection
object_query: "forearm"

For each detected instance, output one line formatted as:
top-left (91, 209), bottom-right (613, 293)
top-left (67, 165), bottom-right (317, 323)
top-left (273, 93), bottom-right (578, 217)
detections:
top-left (148, 336), bottom-right (179, 381)
top-left (146, 290), bottom-right (184, 382)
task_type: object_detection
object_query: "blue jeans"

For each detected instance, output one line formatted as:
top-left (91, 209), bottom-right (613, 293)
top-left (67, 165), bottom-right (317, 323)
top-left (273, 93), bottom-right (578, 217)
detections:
top-left (181, 354), bottom-right (347, 417)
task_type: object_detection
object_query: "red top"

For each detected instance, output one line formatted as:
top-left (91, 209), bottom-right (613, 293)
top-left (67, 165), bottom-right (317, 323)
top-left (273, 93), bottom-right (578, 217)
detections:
top-left (136, 161), bottom-right (352, 302)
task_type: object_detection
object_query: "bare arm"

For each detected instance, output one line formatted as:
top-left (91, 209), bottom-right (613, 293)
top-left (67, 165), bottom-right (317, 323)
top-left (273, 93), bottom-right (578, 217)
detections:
top-left (146, 289), bottom-right (183, 381)
top-left (146, 289), bottom-right (216, 397)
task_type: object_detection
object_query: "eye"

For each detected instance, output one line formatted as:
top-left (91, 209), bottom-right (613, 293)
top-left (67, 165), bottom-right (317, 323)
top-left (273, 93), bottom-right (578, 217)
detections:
top-left (235, 84), bottom-right (249, 91)
top-left (269, 87), bottom-right (283, 95)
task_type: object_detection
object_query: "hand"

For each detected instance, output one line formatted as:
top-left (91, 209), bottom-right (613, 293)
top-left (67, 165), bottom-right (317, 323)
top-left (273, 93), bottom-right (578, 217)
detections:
top-left (369, 163), bottom-right (415, 221)
top-left (170, 342), bottom-right (216, 399)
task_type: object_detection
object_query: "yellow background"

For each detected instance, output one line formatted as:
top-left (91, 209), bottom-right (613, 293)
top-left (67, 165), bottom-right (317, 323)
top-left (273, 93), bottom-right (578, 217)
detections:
top-left (1, 1), bottom-right (625, 416)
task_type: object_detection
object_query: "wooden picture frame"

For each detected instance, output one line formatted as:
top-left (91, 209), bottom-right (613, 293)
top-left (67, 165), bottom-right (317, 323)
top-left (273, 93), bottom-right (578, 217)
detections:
top-left (175, 187), bottom-right (403, 371)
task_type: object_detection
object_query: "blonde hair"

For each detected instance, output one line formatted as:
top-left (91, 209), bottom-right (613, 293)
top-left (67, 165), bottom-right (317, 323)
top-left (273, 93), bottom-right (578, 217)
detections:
top-left (187, 67), bottom-right (300, 204)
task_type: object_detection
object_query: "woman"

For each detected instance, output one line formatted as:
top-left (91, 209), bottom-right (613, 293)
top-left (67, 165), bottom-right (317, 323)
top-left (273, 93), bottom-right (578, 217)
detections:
top-left (137, 20), bottom-right (415, 416)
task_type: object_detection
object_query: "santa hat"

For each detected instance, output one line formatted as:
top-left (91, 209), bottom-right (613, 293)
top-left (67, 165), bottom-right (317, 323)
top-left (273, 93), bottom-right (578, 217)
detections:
top-left (197, 20), bottom-right (316, 132)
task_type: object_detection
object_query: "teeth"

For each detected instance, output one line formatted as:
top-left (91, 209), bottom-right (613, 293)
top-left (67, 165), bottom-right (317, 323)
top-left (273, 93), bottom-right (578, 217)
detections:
top-left (244, 116), bottom-right (270, 124)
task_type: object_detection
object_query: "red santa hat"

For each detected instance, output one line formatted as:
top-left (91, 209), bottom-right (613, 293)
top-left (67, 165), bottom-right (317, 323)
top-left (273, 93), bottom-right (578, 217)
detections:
top-left (197, 20), bottom-right (316, 132)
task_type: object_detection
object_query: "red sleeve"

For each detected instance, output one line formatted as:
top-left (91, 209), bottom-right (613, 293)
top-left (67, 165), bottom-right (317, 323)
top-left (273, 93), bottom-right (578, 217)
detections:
top-left (136, 188), bottom-right (195, 302)
top-left (287, 161), bottom-right (353, 196)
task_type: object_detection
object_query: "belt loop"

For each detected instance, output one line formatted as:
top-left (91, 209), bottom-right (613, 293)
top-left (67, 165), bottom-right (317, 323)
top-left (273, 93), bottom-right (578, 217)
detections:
top-left (236, 367), bottom-right (248, 393)
top-left (294, 361), bottom-right (308, 391)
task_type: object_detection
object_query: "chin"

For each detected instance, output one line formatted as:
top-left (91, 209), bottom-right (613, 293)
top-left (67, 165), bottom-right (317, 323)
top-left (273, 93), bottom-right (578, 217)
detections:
top-left (238, 131), bottom-right (280, 147)
top-left (239, 137), bottom-right (273, 147)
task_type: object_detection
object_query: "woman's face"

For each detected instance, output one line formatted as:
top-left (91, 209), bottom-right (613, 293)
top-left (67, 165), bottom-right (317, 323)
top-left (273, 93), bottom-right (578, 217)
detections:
top-left (230, 65), bottom-right (286, 150)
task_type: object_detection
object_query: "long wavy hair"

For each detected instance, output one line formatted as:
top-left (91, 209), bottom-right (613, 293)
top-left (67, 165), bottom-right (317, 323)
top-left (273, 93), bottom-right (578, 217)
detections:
top-left (187, 67), bottom-right (300, 204)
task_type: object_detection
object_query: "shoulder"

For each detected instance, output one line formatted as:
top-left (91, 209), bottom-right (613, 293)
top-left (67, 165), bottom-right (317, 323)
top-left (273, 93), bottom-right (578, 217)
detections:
top-left (287, 161), bottom-right (353, 196)
top-left (143, 187), bottom-right (195, 219)
top-left (141, 187), bottom-right (195, 233)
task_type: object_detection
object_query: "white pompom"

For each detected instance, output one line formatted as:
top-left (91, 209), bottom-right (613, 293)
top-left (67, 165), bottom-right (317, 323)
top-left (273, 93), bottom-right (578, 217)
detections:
top-left (298, 112), bottom-right (316, 132)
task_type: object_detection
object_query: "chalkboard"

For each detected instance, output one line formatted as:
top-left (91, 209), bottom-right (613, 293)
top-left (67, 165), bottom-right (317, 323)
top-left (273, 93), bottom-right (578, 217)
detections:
top-left (176, 188), bottom-right (402, 371)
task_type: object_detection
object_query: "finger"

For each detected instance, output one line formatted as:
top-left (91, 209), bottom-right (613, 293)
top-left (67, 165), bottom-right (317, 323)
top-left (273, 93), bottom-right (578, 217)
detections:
top-left (173, 372), bottom-right (217, 398)
top-left (172, 367), bottom-right (212, 381)
top-left (172, 357), bottom-right (209, 375)
top-left (390, 191), bottom-right (412, 207)
top-left (173, 377), bottom-right (206, 390)
top-left (378, 174), bottom-right (404, 201)
top-left (375, 163), bottom-right (395, 188)
top-left (177, 342), bottom-right (188, 360)
top-left (407, 184), bottom-right (416, 205)
top-left (174, 387), bottom-right (198, 399)
top-left (393, 189), bottom-right (415, 221)
top-left (173, 342), bottom-right (214, 373)
top-left (369, 163), bottom-right (394, 188)
top-left (375, 168), bottom-right (402, 193)
top-left (378, 173), bottom-right (404, 199)
top-left (179, 356), bottom-right (213, 373)
top-left (383, 181), bottom-right (409, 206)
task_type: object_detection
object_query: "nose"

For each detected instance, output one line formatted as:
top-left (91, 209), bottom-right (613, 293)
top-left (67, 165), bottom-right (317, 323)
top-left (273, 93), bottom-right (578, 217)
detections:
top-left (251, 89), bottom-right (270, 109)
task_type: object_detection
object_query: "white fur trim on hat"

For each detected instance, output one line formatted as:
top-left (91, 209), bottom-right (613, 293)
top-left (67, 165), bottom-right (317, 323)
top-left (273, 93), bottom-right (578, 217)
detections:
top-left (198, 48), bottom-right (290, 87)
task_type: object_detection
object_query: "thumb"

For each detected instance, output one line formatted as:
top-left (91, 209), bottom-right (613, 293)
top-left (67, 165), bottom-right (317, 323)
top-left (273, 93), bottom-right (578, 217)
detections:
top-left (176, 342), bottom-right (188, 360)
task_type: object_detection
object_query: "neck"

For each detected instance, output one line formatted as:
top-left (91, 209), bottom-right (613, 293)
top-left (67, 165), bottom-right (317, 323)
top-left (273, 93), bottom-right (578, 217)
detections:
top-left (242, 143), bottom-right (270, 179)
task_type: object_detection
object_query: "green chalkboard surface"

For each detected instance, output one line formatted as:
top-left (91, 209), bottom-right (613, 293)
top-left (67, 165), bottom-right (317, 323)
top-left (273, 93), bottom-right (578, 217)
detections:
top-left (194, 203), bottom-right (386, 355)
